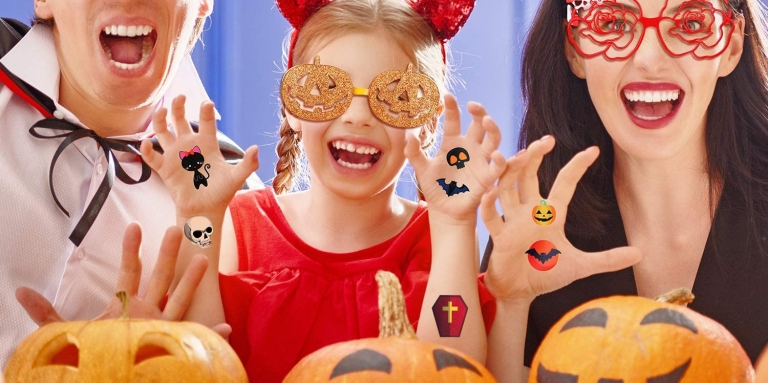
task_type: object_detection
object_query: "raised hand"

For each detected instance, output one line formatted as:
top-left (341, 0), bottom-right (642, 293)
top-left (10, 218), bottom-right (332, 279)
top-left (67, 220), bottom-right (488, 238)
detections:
top-left (405, 93), bottom-right (506, 222)
top-left (480, 136), bottom-right (644, 303)
top-left (139, 96), bottom-right (260, 216)
top-left (15, 223), bottom-right (231, 337)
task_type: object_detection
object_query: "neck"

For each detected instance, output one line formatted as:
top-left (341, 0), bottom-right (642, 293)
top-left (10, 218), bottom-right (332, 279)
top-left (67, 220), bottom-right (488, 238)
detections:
top-left (287, 181), bottom-right (412, 251)
top-left (58, 77), bottom-right (157, 138)
top-left (613, 134), bottom-right (721, 233)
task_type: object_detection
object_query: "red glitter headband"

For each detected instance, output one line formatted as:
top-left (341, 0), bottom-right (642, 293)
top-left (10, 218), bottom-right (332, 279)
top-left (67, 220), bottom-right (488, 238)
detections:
top-left (276, 0), bottom-right (476, 67)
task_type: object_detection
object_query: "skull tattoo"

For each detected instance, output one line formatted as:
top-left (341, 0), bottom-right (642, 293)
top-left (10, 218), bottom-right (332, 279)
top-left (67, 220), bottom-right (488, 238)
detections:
top-left (184, 216), bottom-right (213, 249)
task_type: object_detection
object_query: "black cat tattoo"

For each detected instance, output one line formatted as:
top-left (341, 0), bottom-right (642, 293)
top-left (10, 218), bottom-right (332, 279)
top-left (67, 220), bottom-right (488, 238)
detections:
top-left (179, 146), bottom-right (211, 189)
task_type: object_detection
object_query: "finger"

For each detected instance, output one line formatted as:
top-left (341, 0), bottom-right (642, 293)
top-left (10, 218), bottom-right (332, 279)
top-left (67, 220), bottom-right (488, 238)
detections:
top-left (151, 107), bottom-right (175, 148)
top-left (497, 152), bottom-right (527, 212)
top-left (518, 136), bottom-right (556, 204)
top-left (487, 151), bottom-right (507, 183)
top-left (15, 287), bottom-right (65, 327)
top-left (116, 222), bottom-right (143, 296)
top-left (212, 323), bottom-right (233, 340)
top-left (144, 227), bottom-right (183, 307)
top-left (170, 95), bottom-right (193, 137)
top-left (442, 94), bottom-right (461, 138)
top-left (479, 115), bottom-right (502, 156)
top-left (466, 101), bottom-right (489, 144)
top-left (404, 134), bottom-right (429, 173)
top-left (232, 145), bottom-right (260, 187)
top-left (573, 246), bottom-right (644, 281)
top-left (163, 254), bottom-right (208, 321)
top-left (480, 187), bottom-right (505, 234)
top-left (549, 146), bottom-right (600, 204)
top-left (139, 140), bottom-right (164, 172)
top-left (198, 101), bottom-right (218, 137)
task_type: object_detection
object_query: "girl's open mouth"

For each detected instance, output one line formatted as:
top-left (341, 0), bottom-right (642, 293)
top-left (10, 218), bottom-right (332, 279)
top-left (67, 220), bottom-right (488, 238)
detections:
top-left (329, 140), bottom-right (382, 170)
top-left (621, 86), bottom-right (685, 130)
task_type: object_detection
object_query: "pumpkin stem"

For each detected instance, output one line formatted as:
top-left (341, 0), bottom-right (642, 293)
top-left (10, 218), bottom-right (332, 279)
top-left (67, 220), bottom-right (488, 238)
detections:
top-left (116, 291), bottom-right (130, 319)
top-left (655, 288), bottom-right (695, 306)
top-left (375, 271), bottom-right (417, 340)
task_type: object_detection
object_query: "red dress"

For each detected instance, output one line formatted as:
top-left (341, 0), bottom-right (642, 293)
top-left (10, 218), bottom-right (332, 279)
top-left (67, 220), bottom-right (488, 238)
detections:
top-left (220, 188), bottom-right (496, 383)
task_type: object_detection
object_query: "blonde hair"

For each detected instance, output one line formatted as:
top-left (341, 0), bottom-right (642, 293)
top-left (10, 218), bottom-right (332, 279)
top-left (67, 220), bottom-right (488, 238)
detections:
top-left (273, 0), bottom-right (449, 195)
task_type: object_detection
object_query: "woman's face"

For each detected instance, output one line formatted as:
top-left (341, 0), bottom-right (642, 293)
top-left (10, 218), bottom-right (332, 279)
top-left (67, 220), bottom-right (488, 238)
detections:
top-left (566, 0), bottom-right (744, 161)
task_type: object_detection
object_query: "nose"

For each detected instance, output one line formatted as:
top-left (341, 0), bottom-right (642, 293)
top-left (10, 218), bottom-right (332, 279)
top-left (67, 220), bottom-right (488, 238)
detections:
top-left (631, 27), bottom-right (670, 74)
top-left (341, 95), bottom-right (376, 129)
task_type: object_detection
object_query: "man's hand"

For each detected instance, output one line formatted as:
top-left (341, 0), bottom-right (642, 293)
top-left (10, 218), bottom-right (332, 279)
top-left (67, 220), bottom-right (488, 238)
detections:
top-left (15, 223), bottom-right (231, 338)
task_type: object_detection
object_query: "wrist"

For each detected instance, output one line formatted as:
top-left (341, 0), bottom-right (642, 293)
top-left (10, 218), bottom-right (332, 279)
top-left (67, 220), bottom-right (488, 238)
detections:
top-left (428, 209), bottom-right (477, 227)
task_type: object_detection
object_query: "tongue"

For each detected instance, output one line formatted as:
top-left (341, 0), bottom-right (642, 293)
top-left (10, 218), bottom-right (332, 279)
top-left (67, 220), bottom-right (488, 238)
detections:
top-left (338, 150), bottom-right (374, 165)
top-left (631, 101), bottom-right (674, 119)
top-left (104, 36), bottom-right (143, 64)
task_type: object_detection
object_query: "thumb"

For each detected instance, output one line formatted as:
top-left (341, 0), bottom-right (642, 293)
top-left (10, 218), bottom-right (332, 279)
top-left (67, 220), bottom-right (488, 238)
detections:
top-left (15, 287), bottom-right (66, 327)
top-left (212, 323), bottom-right (232, 340)
top-left (140, 140), bottom-right (163, 172)
top-left (404, 134), bottom-right (429, 173)
top-left (232, 145), bottom-right (260, 186)
top-left (574, 246), bottom-right (644, 281)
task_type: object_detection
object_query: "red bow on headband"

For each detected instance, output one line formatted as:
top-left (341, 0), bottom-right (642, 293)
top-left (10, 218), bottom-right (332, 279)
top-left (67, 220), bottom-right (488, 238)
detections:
top-left (179, 146), bottom-right (201, 160)
top-left (276, 0), bottom-right (476, 67)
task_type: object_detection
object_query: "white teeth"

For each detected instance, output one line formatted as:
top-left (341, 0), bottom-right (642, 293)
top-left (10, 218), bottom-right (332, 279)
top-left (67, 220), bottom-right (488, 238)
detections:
top-left (103, 24), bottom-right (154, 37)
top-left (624, 89), bottom-right (680, 103)
top-left (332, 140), bottom-right (380, 155)
top-left (337, 159), bottom-right (373, 170)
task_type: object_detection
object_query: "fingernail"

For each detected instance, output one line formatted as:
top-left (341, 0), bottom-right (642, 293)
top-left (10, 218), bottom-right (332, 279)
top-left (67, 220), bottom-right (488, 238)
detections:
top-left (539, 135), bottom-right (552, 141)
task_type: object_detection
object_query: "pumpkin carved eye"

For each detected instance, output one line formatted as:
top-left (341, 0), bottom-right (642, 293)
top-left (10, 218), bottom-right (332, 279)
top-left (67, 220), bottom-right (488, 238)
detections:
top-left (433, 349), bottom-right (483, 376)
top-left (647, 359), bottom-right (691, 383)
top-left (640, 308), bottom-right (698, 334)
top-left (134, 333), bottom-right (187, 366)
top-left (537, 364), bottom-right (578, 383)
top-left (330, 349), bottom-right (392, 378)
top-left (34, 332), bottom-right (80, 369)
top-left (560, 307), bottom-right (608, 332)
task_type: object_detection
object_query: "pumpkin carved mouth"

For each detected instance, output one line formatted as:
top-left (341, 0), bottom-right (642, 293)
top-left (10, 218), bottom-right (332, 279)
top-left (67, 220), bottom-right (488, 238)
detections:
top-left (536, 358), bottom-right (691, 383)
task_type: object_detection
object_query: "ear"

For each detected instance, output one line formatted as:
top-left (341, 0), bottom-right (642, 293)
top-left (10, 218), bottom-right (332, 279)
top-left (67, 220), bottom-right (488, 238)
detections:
top-left (198, 0), bottom-right (213, 18)
top-left (285, 110), bottom-right (303, 133)
top-left (717, 17), bottom-right (745, 78)
top-left (564, 22), bottom-right (586, 79)
top-left (34, 0), bottom-right (53, 20)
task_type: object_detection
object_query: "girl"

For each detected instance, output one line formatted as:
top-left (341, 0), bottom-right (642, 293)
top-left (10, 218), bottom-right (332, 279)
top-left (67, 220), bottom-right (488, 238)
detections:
top-left (479, 0), bottom-right (768, 381)
top-left (140, 0), bottom-right (506, 381)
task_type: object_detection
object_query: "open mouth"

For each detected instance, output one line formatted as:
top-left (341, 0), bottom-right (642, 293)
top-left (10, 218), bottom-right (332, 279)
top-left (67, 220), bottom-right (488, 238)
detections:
top-left (99, 24), bottom-right (157, 71)
top-left (535, 216), bottom-right (553, 222)
top-left (329, 140), bottom-right (382, 170)
top-left (622, 89), bottom-right (683, 122)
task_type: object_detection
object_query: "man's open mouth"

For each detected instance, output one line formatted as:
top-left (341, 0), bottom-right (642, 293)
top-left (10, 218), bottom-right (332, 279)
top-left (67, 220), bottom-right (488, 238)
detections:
top-left (329, 140), bottom-right (382, 170)
top-left (99, 25), bottom-right (157, 71)
top-left (622, 89), bottom-right (683, 121)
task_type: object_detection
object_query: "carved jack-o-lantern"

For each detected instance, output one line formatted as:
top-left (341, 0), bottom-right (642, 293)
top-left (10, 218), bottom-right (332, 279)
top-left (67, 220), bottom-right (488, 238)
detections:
top-left (281, 56), bottom-right (354, 121)
top-left (531, 200), bottom-right (556, 226)
top-left (5, 292), bottom-right (247, 383)
top-left (529, 289), bottom-right (754, 383)
top-left (283, 271), bottom-right (496, 383)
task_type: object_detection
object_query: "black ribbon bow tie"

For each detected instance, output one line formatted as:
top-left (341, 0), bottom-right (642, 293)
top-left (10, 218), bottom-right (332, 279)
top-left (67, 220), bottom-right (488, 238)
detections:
top-left (29, 118), bottom-right (152, 247)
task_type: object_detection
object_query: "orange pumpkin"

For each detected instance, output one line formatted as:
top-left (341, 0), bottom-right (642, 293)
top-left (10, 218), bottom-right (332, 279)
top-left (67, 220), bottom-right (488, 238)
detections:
top-left (283, 271), bottom-right (497, 383)
top-left (5, 292), bottom-right (247, 383)
top-left (531, 200), bottom-right (555, 226)
top-left (529, 289), bottom-right (754, 383)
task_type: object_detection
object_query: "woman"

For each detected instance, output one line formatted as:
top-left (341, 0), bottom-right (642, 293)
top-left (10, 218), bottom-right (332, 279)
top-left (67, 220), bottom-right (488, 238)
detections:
top-left (480, 0), bottom-right (768, 381)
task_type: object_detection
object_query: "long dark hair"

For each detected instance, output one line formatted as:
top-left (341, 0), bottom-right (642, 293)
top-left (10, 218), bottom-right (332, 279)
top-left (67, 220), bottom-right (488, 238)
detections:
top-left (520, 0), bottom-right (768, 252)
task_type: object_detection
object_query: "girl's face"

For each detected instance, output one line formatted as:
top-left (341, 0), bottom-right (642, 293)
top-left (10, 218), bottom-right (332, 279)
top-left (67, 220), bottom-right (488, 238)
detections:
top-left (566, 0), bottom-right (744, 161)
top-left (286, 31), bottom-right (427, 200)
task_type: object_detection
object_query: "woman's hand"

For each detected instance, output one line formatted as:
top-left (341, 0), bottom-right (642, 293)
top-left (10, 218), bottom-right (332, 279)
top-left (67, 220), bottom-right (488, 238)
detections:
top-left (405, 93), bottom-right (506, 223)
top-left (15, 223), bottom-right (231, 337)
top-left (481, 136), bottom-right (644, 304)
top-left (139, 96), bottom-right (260, 217)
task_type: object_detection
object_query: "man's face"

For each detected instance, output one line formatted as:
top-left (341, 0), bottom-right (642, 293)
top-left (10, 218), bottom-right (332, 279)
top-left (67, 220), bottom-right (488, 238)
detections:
top-left (34, 0), bottom-right (211, 110)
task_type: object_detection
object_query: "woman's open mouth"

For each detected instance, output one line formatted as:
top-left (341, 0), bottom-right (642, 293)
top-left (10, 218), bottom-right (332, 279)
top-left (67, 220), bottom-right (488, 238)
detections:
top-left (99, 25), bottom-right (157, 71)
top-left (329, 140), bottom-right (382, 170)
top-left (621, 85), bottom-right (685, 130)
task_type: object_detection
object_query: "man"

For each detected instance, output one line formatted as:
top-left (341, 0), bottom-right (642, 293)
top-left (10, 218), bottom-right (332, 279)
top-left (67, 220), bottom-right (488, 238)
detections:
top-left (0, 0), bottom-right (260, 363)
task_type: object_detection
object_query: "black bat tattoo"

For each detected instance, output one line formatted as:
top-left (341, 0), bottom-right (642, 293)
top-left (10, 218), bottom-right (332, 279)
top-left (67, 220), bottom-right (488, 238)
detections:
top-left (437, 178), bottom-right (470, 196)
top-left (525, 248), bottom-right (562, 264)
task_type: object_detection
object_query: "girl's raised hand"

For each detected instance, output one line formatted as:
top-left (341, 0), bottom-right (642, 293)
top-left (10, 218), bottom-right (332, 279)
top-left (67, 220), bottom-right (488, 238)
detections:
top-left (481, 136), bottom-right (644, 303)
top-left (405, 93), bottom-right (506, 222)
top-left (139, 96), bottom-right (260, 216)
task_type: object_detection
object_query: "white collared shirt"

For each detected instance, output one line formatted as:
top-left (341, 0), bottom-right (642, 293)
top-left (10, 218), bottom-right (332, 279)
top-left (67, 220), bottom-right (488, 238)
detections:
top-left (0, 25), bottom-right (246, 364)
